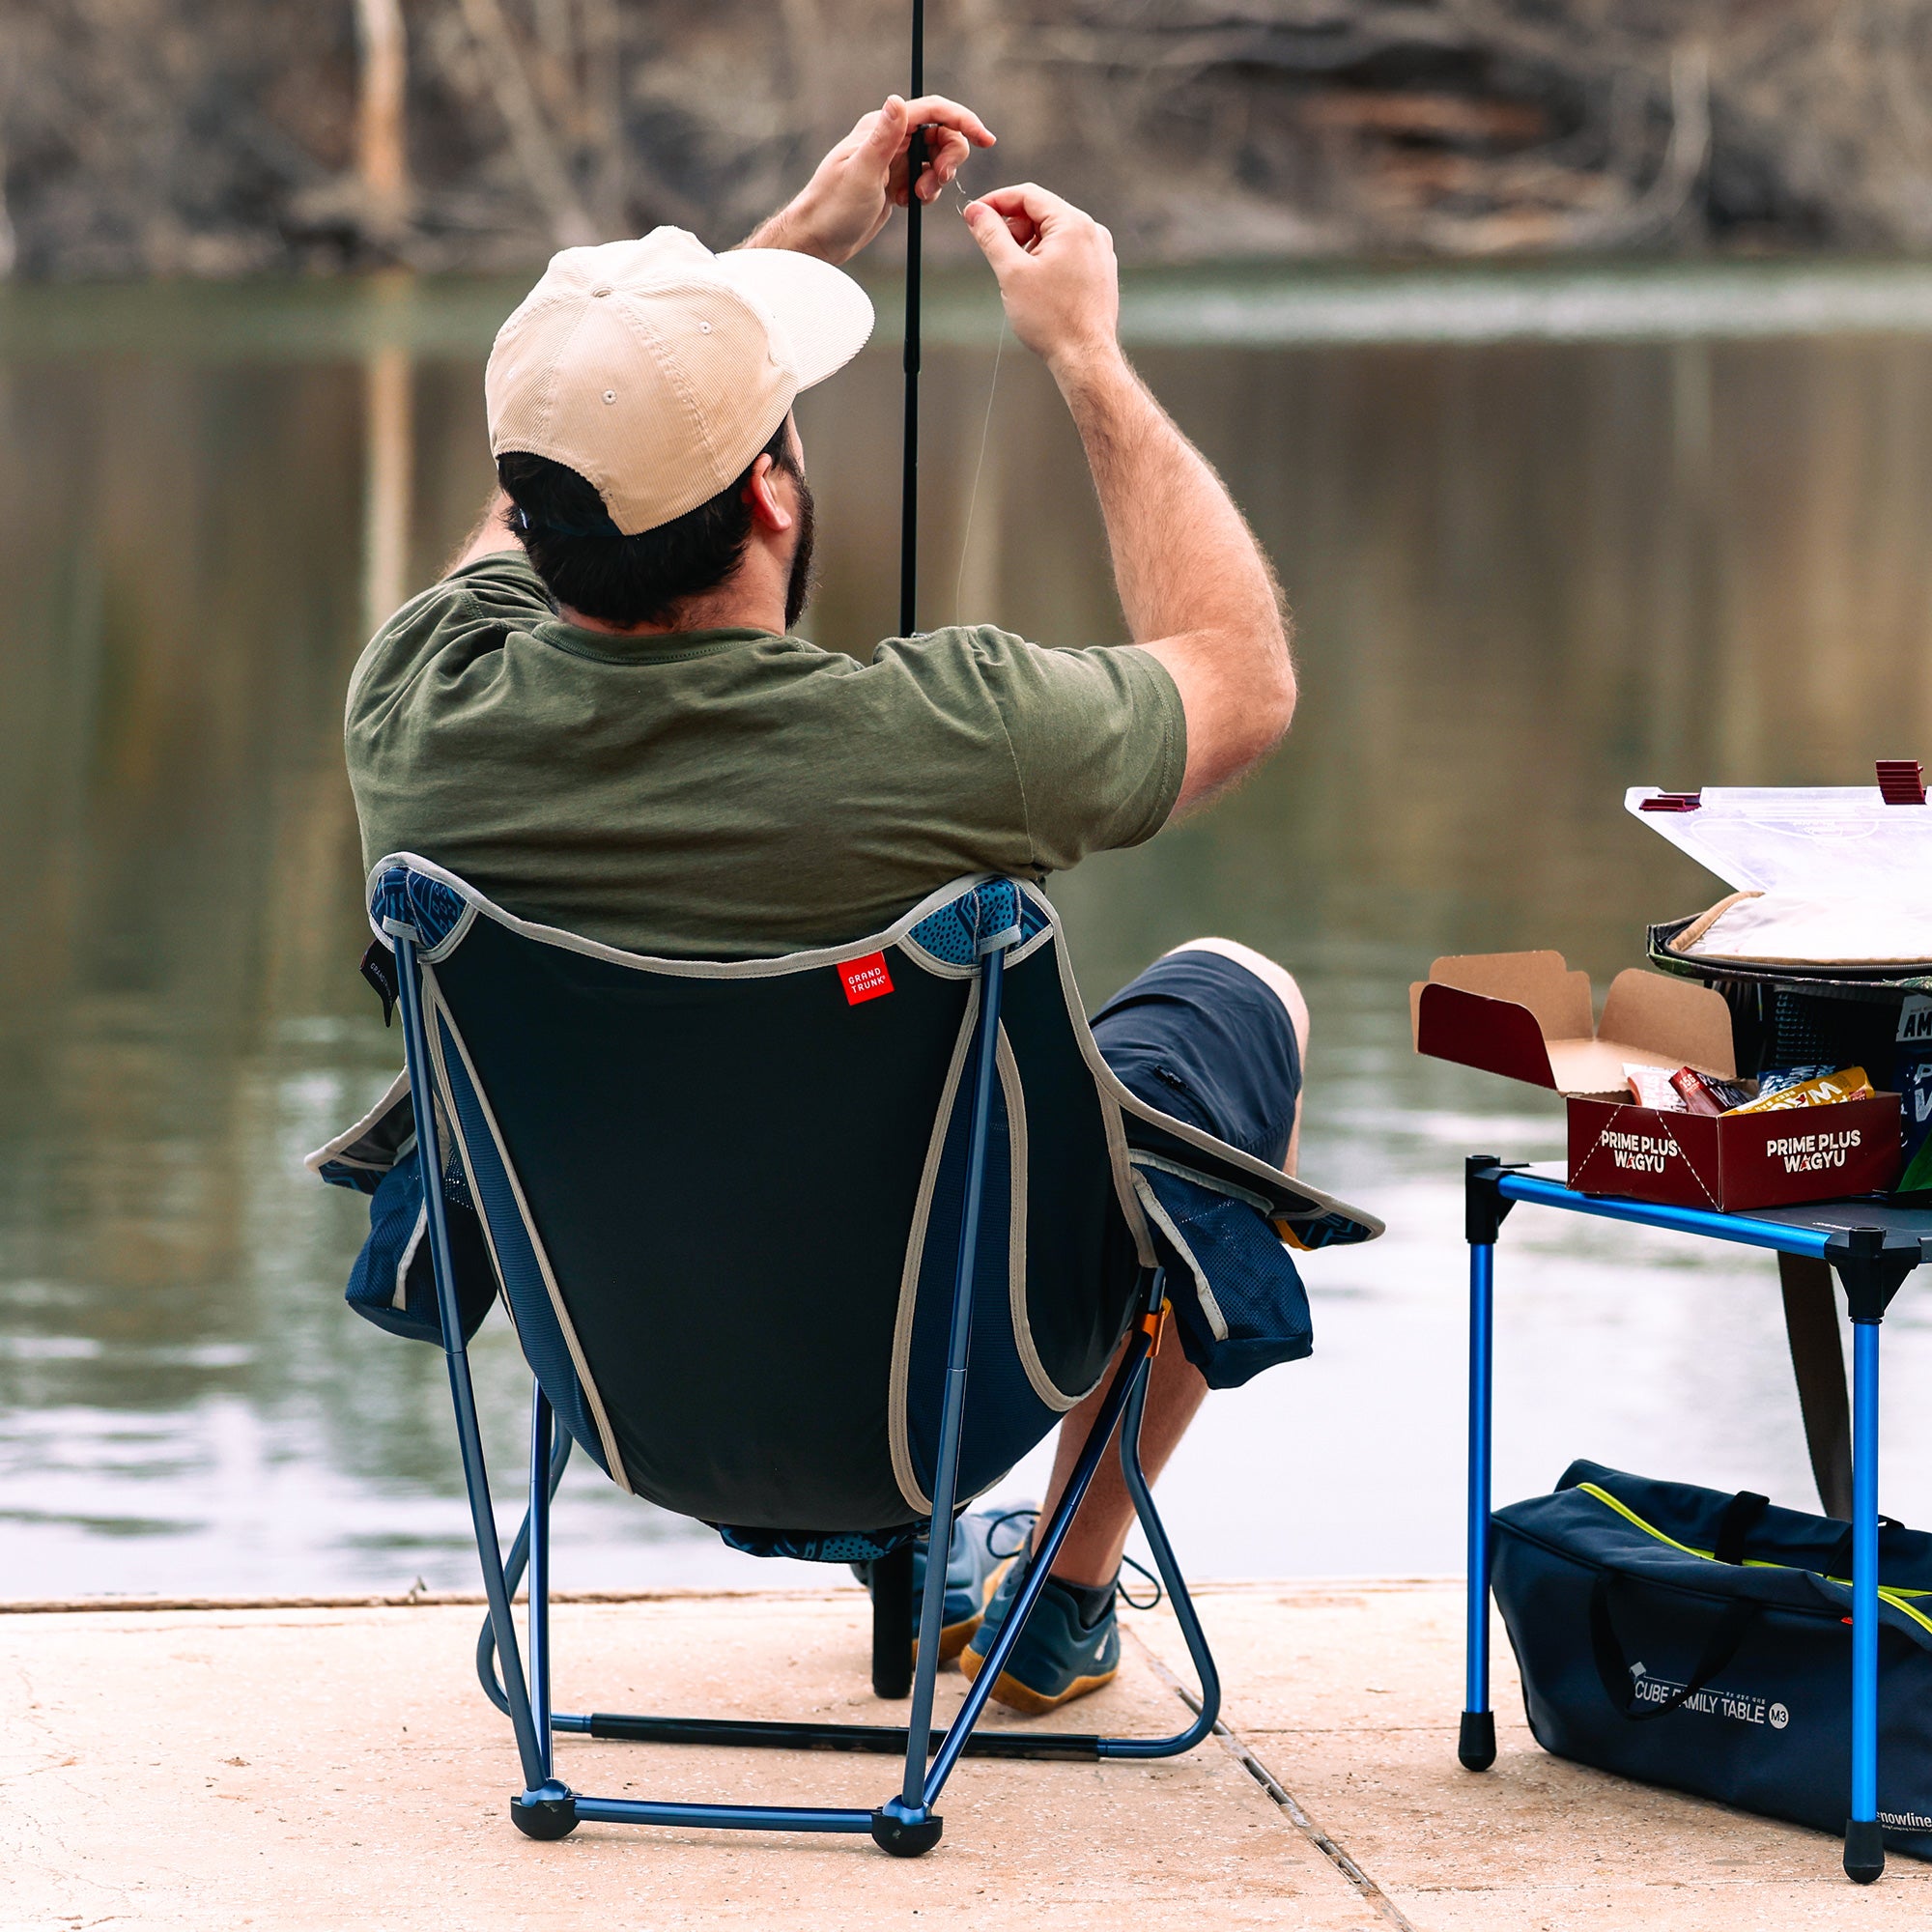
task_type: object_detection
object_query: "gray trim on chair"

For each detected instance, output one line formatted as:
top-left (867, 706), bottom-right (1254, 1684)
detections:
top-left (365, 858), bottom-right (1379, 1242)
top-left (1129, 1171), bottom-right (1227, 1344)
top-left (997, 1026), bottom-right (1086, 1415)
top-left (302, 1065), bottom-right (412, 1178)
top-left (423, 973), bottom-right (632, 1492)
top-left (369, 853), bottom-right (1020, 981)
top-left (887, 981), bottom-right (980, 1515)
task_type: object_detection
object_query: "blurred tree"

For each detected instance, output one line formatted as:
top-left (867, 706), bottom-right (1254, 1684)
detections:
top-left (355, 0), bottom-right (411, 240)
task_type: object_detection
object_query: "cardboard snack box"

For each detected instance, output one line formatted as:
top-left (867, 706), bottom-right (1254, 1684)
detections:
top-left (1411, 950), bottom-right (1736, 1097)
top-left (1411, 950), bottom-right (1903, 1208)
top-left (1566, 1093), bottom-right (1901, 1211)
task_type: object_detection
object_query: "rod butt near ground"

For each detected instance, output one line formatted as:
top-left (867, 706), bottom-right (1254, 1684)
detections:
top-left (869, 1542), bottom-right (914, 1700)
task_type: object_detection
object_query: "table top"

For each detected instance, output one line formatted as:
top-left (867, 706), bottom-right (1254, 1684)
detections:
top-left (1506, 1161), bottom-right (1932, 1261)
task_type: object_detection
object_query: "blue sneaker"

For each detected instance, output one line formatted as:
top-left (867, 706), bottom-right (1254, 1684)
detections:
top-left (960, 1547), bottom-right (1122, 1714)
top-left (858, 1510), bottom-right (1013, 1662)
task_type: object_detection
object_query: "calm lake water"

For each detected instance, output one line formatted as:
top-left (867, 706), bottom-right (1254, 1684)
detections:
top-left (9, 263), bottom-right (1932, 1598)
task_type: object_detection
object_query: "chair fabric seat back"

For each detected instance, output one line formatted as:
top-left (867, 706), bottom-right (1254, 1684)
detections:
top-left (367, 858), bottom-right (1378, 1538)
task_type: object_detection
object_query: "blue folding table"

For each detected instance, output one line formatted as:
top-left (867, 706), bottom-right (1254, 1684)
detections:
top-left (1457, 1156), bottom-right (1932, 1884)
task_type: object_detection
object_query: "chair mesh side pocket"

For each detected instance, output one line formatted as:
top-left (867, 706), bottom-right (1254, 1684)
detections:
top-left (344, 1158), bottom-right (497, 1346)
top-left (1134, 1166), bottom-right (1313, 1389)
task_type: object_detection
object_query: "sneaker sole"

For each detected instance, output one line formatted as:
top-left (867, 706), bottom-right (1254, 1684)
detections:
top-left (958, 1643), bottom-right (1119, 1715)
top-left (911, 1558), bottom-right (1010, 1665)
top-left (933, 1613), bottom-right (980, 1664)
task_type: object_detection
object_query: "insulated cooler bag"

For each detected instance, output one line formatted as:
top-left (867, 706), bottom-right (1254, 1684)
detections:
top-left (1492, 1461), bottom-right (1932, 1856)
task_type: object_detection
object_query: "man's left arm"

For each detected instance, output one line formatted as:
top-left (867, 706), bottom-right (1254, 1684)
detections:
top-left (739, 94), bottom-right (995, 265)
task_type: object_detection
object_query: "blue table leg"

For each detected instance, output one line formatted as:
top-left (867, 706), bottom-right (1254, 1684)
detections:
top-left (1845, 1316), bottom-right (1885, 1884)
top-left (1461, 1236), bottom-right (1497, 1771)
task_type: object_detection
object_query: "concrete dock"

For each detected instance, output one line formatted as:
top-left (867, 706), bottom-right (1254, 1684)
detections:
top-left (4, 1578), bottom-right (1926, 1929)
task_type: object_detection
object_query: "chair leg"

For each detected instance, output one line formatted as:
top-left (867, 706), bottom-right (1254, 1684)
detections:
top-left (876, 938), bottom-right (1010, 1857)
top-left (916, 1270), bottom-right (1180, 1808)
top-left (527, 1386), bottom-right (555, 1781)
top-left (870, 1542), bottom-right (915, 1700)
top-left (1104, 1347), bottom-right (1220, 1755)
top-left (872, 1556), bottom-right (952, 1855)
top-left (477, 1419), bottom-right (572, 1718)
top-left (545, 1313), bottom-right (1212, 1782)
top-left (454, 1283), bottom-right (1213, 1841)
top-left (388, 924), bottom-right (570, 1835)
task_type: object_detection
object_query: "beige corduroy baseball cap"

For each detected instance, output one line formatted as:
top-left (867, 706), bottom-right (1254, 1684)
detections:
top-left (485, 227), bottom-right (875, 536)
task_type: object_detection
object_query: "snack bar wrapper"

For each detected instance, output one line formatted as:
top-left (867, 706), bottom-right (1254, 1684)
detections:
top-left (1669, 1067), bottom-right (1757, 1116)
top-left (1728, 1066), bottom-right (1876, 1115)
top-left (1625, 1064), bottom-right (1687, 1111)
top-left (1756, 1065), bottom-right (1837, 1101)
top-left (1897, 997), bottom-right (1932, 1193)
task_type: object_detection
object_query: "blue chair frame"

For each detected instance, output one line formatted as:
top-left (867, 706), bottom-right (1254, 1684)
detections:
top-left (384, 904), bottom-right (1222, 1856)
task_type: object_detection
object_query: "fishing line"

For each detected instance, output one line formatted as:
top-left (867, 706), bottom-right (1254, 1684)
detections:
top-left (952, 269), bottom-right (1007, 629)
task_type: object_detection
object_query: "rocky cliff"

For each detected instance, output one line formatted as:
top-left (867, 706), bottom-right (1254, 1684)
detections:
top-left (6, 0), bottom-right (1932, 278)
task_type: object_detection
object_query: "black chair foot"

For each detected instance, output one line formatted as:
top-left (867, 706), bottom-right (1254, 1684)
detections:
top-left (1844, 1817), bottom-right (1886, 1884)
top-left (1458, 1710), bottom-right (1496, 1772)
top-left (511, 1780), bottom-right (580, 1840)
top-left (870, 1801), bottom-right (944, 1857)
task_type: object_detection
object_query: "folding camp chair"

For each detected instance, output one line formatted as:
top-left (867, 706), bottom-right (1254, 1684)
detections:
top-left (360, 855), bottom-right (1379, 1855)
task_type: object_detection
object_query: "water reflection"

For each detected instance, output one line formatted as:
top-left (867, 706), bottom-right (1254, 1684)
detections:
top-left (5, 274), bottom-right (1932, 1595)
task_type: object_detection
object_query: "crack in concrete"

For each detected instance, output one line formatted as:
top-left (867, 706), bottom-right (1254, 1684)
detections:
top-left (1129, 1631), bottom-right (1419, 1932)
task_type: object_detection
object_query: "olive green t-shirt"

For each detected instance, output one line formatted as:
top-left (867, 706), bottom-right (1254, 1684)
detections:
top-left (345, 553), bottom-right (1186, 958)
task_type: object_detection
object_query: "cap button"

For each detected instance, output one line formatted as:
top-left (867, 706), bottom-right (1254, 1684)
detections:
top-left (590, 286), bottom-right (611, 298)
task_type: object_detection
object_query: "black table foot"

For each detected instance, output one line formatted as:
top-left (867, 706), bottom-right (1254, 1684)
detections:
top-left (1844, 1817), bottom-right (1886, 1884)
top-left (1458, 1710), bottom-right (1496, 1771)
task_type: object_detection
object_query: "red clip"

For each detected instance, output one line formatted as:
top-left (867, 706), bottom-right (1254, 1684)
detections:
top-left (1638, 790), bottom-right (1703, 812)
top-left (1877, 759), bottom-right (1926, 806)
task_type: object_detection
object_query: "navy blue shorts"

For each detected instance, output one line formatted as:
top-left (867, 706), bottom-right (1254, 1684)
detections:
top-left (1087, 944), bottom-right (1313, 1388)
top-left (1091, 945), bottom-right (1304, 1167)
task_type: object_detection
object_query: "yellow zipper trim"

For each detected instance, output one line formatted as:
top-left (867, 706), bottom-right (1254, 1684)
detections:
top-left (1575, 1482), bottom-right (1932, 1639)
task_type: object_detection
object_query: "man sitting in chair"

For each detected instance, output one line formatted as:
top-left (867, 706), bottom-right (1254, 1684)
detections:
top-left (348, 96), bottom-right (1309, 1717)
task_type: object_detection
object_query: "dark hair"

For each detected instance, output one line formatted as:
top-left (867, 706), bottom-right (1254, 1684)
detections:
top-left (497, 416), bottom-right (798, 627)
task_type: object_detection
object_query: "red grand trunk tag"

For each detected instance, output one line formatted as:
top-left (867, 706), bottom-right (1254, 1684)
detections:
top-left (838, 952), bottom-right (895, 1006)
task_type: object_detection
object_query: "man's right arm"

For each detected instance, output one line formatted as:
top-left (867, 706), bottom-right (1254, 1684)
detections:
top-left (963, 185), bottom-right (1295, 813)
top-left (447, 490), bottom-right (520, 576)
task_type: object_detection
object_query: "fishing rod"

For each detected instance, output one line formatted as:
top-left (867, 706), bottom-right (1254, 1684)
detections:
top-left (899, 0), bottom-right (925, 639)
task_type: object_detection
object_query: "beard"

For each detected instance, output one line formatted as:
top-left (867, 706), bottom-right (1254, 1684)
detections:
top-left (783, 472), bottom-right (817, 632)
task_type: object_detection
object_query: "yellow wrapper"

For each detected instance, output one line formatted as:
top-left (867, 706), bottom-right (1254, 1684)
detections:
top-left (1726, 1066), bottom-right (1875, 1114)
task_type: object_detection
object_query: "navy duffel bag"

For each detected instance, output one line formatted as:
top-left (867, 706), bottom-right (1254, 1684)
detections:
top-left (1492, 1461), bottom-right (1932, 1858)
